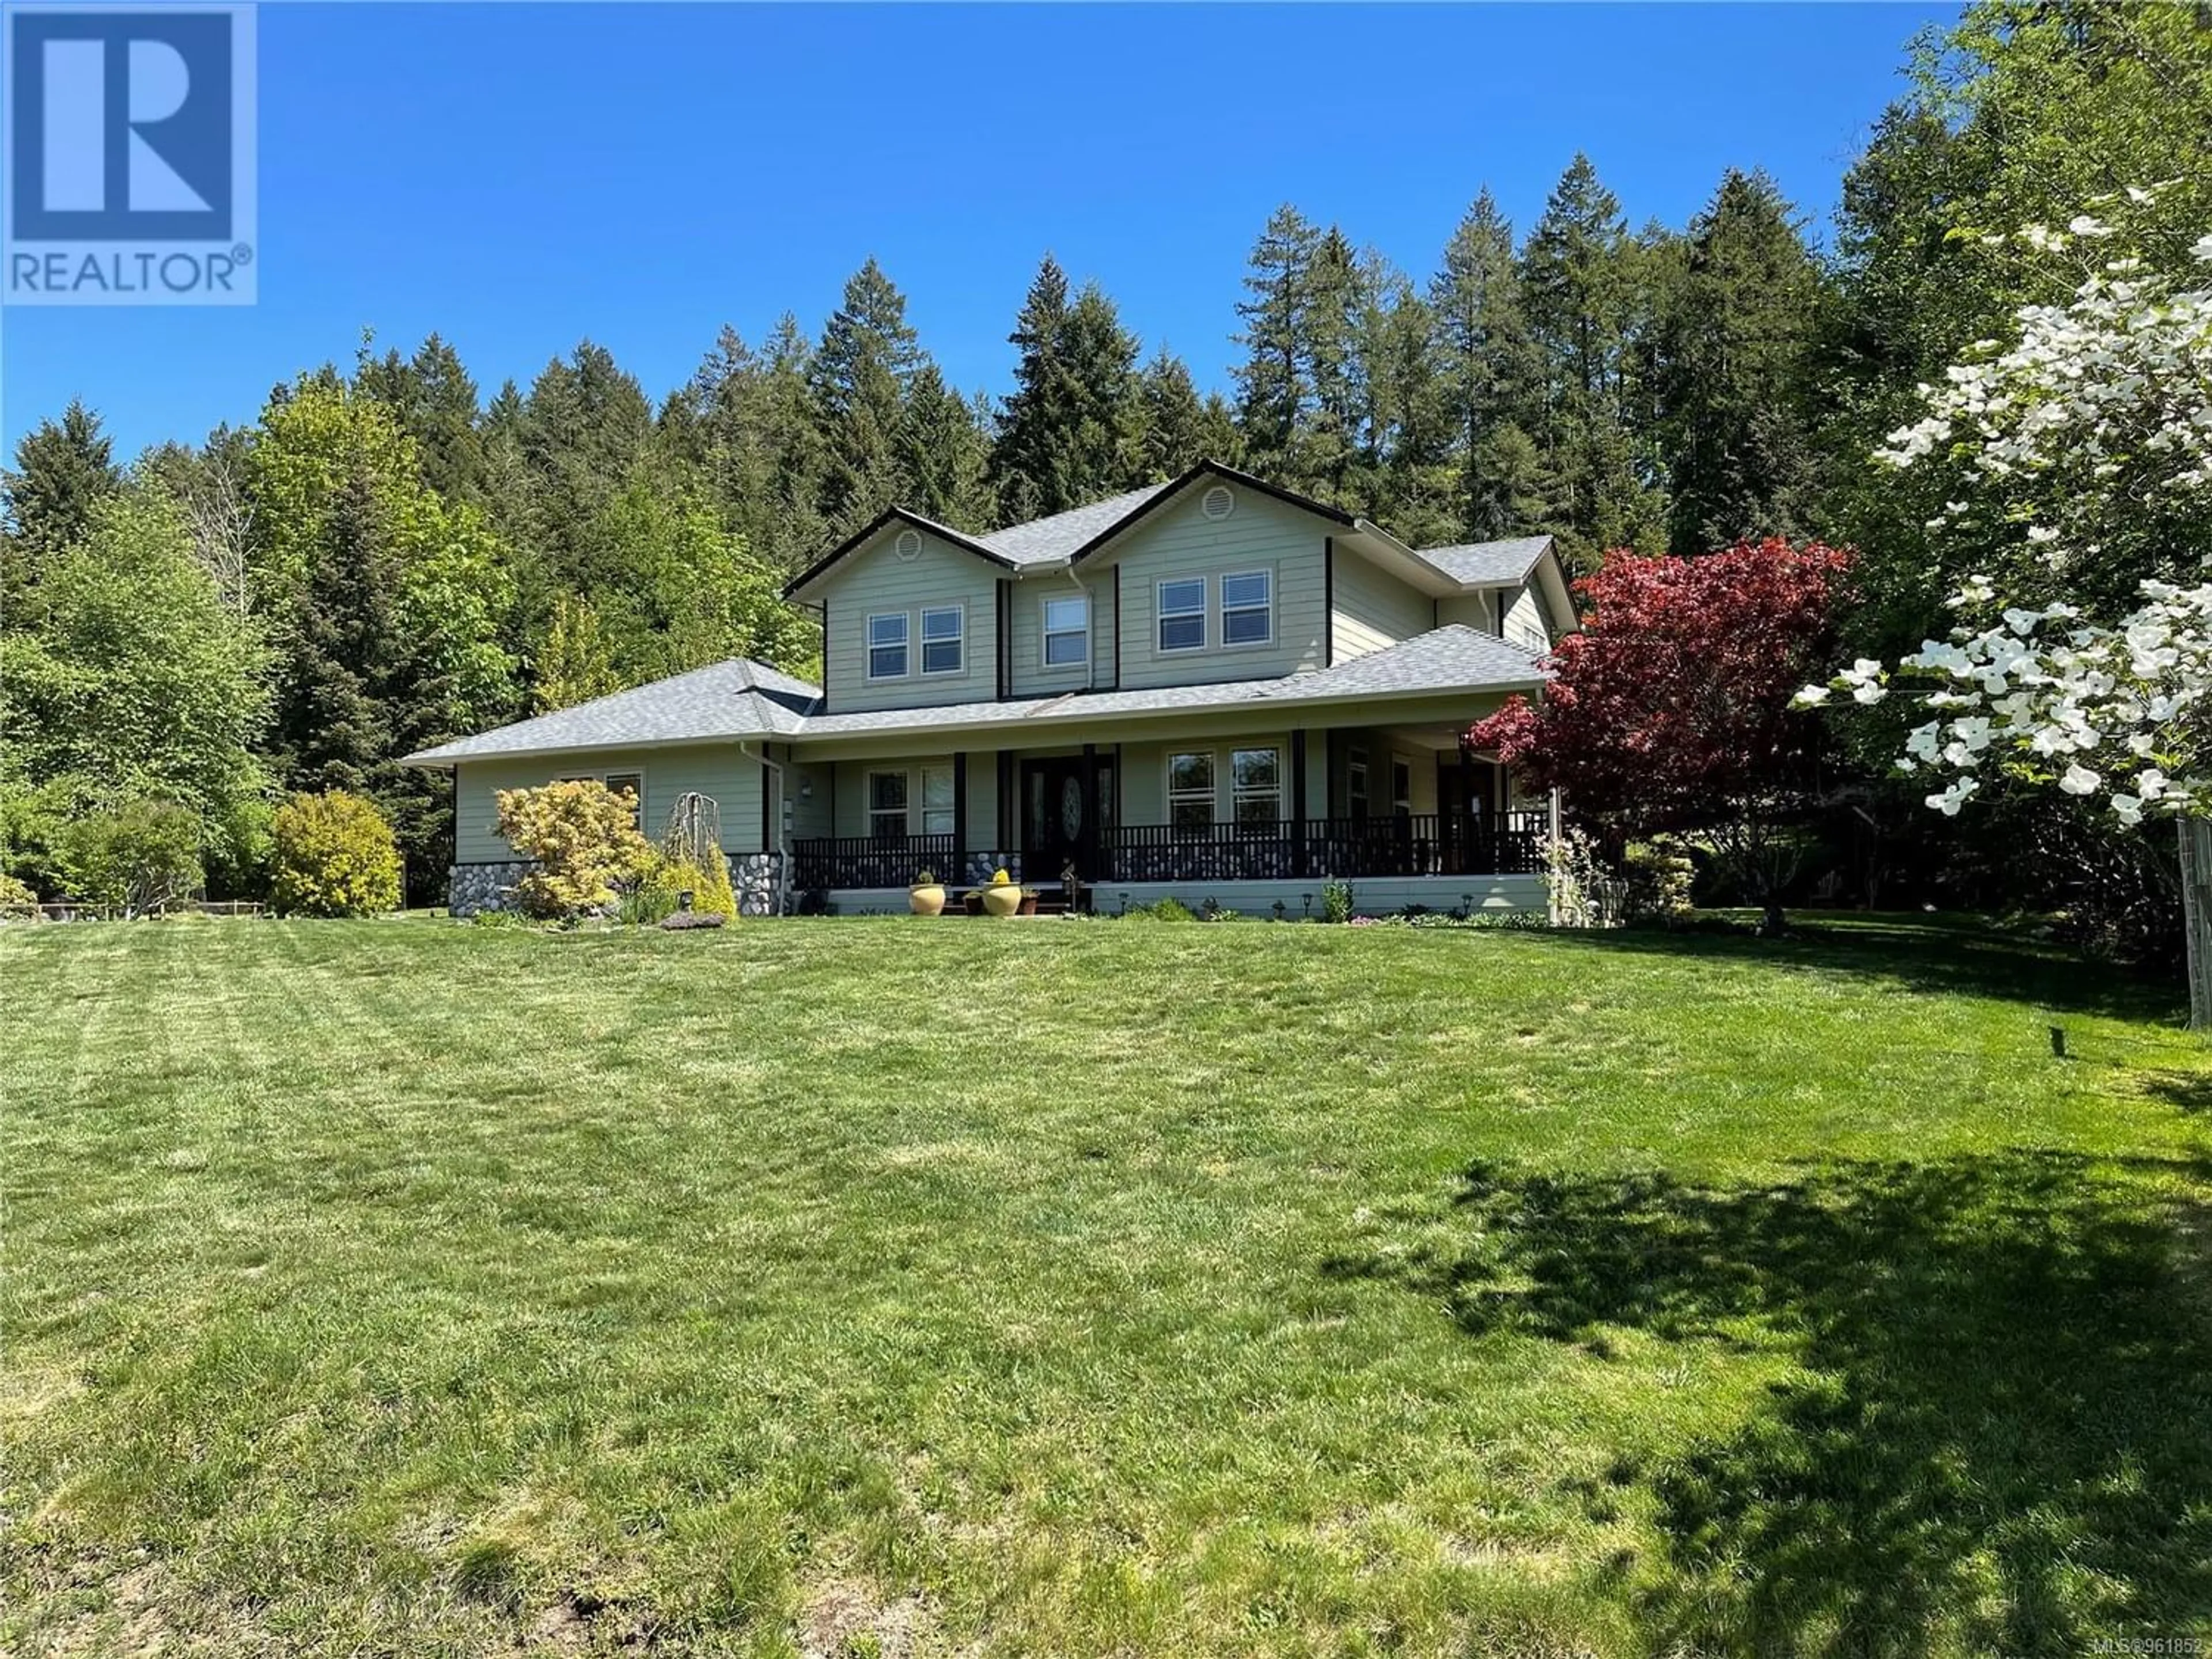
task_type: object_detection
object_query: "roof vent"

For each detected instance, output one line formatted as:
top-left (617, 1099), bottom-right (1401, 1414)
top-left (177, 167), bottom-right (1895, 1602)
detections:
top-left (1200, 484), bottom-right (1236, 522)
top-left (893, 528), bottom-right (923, 560)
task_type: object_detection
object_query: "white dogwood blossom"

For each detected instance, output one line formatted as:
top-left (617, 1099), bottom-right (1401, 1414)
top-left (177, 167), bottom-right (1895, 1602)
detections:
top-left (1813, 194), bottom-right (2212, 825)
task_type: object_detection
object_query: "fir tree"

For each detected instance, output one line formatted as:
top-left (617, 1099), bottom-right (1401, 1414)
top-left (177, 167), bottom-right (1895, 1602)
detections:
top-left (810, 258), bottom-right (922, 533)
top-left (1137, 347), bottom-right (1209, 480)
top-left (3, 400), bottom-right (121, 615)
top-left (1521, 154), bottom-right (1666, 565)
top-left (1430, 191), bottom-right (1543, 540)
top-left (1657, 170), bottom-right (1824, 552)
top-left (1232, 205), bottom-right (1321, 479)
top-left (901, 365), bottom-right (994, 530)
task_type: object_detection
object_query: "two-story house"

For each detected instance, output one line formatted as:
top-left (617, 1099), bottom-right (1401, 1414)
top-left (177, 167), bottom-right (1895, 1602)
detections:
top-left (406, 461), bottom-right (1574, 916)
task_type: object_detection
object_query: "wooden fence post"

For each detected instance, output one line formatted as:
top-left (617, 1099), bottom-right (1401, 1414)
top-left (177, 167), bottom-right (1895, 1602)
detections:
top-left (2182, 815), bottom-right (2211, 1035)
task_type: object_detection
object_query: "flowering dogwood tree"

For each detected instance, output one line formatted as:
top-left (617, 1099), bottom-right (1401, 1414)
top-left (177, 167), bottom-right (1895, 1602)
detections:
top-left (1472, 539), bottom-right (1853, 935)
top-left (1798, 190), bottom-right (2212, 1022)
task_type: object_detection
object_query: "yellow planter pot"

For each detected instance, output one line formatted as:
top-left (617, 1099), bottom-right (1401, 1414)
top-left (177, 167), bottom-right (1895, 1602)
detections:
top-left (982, 884), bottom-right (1023, 917)
top-left (909, 884), bottom-right (946, 916)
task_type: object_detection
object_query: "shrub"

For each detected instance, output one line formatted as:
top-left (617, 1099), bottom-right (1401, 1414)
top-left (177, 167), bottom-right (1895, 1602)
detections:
top-left (54, 798), bottom-right (202, 916)
top-left (0, 872), bottom-right (37, 919)
top-left (493, 780), bottom-right (654, 920)
top-left (270, 790), bottom-right (402, 917)
top-left (662, 851), bottom-right (737, 921)
top-left (1321, 880), bottom-right (1356, 925)
top-left (1122, 897), bottom-right (1196, 922)
top-left (616, 856), bottom-right (681, 927)
top-left (1623, 838), bottom-right (1696, 926)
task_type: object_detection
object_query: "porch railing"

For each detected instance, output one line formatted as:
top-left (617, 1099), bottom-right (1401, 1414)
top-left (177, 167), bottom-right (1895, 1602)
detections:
top-left (791, 832), bottom-right (956, 892)
top-left (790, 812), bottom-right (1544, 891)
top-left (1101, 811), bottom-right (1544, 883)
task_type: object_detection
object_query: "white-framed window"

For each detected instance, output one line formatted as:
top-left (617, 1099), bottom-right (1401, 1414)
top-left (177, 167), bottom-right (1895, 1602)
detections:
top-left (1232, 748), bottom-right (1281, 828)
top-left (1392, 756), bottom-right (1414, 819)
top-left (1166, 751), bottom-right (1215, 831)
top-left (1221, 569), bottom-right (1273, 647)
top-left (868, 770), bottom-right (907, 839)
top-left (867, 612), bottom-right (908, 679)
top-left (920, 605), bottom-right (964, 676)
top-left (1348, 747), bottom-right (1370, 819)
top-left (1157, 578), bottom-right (1207, 653)
top-left (1042, 594), bottom-right (1089, 669)
top-left (920, 764), bottom-right (955, 836)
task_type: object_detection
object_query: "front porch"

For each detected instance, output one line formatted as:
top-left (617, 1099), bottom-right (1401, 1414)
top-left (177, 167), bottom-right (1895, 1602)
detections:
top-left (790, 808), bottom-right (1546, 896)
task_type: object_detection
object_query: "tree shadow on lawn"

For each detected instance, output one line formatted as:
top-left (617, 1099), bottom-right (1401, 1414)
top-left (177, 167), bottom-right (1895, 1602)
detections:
top-left (1325, 1149), bottom-right (2212, 1654)
top-left (1531, 914), bottom-right (2188, 1025)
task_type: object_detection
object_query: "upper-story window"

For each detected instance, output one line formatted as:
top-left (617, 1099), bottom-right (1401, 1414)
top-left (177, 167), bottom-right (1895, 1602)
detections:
top-left (1158, 578), bottom-right (1207, 652)
top-left (1043, 595), bottom-right (1089, 668)
top-left (867, 612), bottom-right (908, 679)
top-left (920, 605), bottom-right (964, 675)
top-left (1221, 570), bottom-right (1273, 647)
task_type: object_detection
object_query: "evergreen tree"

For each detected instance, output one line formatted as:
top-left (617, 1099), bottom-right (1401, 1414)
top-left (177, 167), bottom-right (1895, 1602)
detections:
top-left (1232, 205), bottom-right (1321, 478)
top-left (3, 400), bottom-right (121, 615)
top-left (991, 259), bottom-right (1143, 518)
top-left (1657, 170), bottom-right (1824, 552)
top-left (1298, 228), bottom-right (1371, 502)
top-left (355, 332), bottom-right (487, 506)
top-left (901, 365), bottom-right (994, 530)
top-left (810, 258), bottom-right (922, 533)
top-left (1137, 347), bottom-right (1209, 479)
top-left (991, 255), bottom-right (1074, 522)
top-left (1430, 191), bottom-right (1544, 540)
top-left (1520, 154), bottom-right (1666, 566)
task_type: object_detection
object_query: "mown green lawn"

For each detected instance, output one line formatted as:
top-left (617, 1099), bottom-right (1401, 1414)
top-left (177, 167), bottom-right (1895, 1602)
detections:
top-left (4, 915), bottom-right (2209, 1657)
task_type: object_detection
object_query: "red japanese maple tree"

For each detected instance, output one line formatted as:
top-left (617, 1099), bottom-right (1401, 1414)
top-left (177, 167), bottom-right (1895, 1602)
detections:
top-left (1471, 539), bottom-right (1853, 931)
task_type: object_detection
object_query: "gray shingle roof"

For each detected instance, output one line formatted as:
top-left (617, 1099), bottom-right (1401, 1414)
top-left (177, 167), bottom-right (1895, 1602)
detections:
top-left (406, 627), bottom-right (1545, 764)
top-left (404, 658), bottom-right (821, 763)
top-left (975, 483), bottom-right (1175, 567)
top-left (1412, 534), bottom-right (1555, 588)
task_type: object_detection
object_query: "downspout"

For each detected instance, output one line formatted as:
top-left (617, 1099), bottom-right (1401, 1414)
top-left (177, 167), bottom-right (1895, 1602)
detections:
top-left (739, 741), bottom-right (787, 916)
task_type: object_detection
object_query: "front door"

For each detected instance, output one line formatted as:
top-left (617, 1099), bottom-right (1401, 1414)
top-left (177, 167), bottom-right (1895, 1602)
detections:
top-left (1022, 756), bottom-right (1113, 882)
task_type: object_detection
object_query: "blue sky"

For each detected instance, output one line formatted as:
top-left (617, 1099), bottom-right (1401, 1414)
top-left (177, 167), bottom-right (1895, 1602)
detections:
top-left (1, 2), bottom-right (1953, 460)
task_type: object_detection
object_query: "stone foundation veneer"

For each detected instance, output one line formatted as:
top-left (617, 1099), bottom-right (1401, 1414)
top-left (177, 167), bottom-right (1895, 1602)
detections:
top-left (962, 851), bottom-right (1021, 887)
top-left (448, 861), bottom-right (531, 918)
top-left (446, 853), bottom-right (787, 918)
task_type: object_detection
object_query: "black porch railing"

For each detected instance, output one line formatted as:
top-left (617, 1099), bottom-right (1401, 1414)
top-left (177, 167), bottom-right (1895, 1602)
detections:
top-left (1101, 810), bottom-right (1544, 883)
top-left (790, 812), bottom-right (1545, 891)
top-left (791, 832), bottom-right (956, 892)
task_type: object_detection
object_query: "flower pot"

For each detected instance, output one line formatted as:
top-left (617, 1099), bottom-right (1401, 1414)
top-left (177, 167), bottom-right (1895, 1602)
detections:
top-left (962, 892), bottom-right (984, 916)
top-left (982, 884), bottom-right (1022, 917)
top-left (910, 883), bottom-right (947, 916)
top-left (1017, 895), bottom-right (1039, 916)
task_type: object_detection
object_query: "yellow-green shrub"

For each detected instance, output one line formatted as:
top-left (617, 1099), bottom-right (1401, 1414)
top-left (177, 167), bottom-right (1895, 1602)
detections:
top-left (0, 872), bottom-right (38, 918)
top-left (662, 849), bottom-right (737, 920)
top-left (494, 779), bottom-right (654, 919)
top-left (271, 790), bottom-right (402, 917)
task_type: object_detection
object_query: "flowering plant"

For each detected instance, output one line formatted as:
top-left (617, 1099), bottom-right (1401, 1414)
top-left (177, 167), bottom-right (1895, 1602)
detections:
top-left (990, 868), bottom-right (1013, 885)
top-left (1800, 190), bottom-right (2210, 828)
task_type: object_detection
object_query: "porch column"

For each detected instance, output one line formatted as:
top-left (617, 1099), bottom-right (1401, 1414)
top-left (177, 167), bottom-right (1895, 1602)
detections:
top-left (952, 752), bottom-right (968, 885)
top-left (1080, 742), bottom-right (1100, 885)
top-left (996, 749), bottom-right (1014, 870)
top-left (1458, 741), bottom-right (1478, 872)
top-left (1290, 730), bottom-right (1308, 879)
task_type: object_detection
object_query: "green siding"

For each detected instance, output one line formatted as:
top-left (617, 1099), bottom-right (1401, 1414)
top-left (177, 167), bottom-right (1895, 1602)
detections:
top-left (816, 527), bottom-right (999, 713)
top-left (1330, 552), bottom-right (1434, 663)
top-left (1007, 573), bottom-right (1115, 695)
top-left (1437, 592), bottom-right (1499, 633)
top-left (453, 743), bottom-right (766, 862)
top-left (1100, 488), bottom-right (1327, 690)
